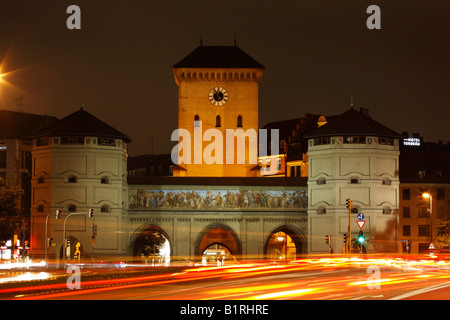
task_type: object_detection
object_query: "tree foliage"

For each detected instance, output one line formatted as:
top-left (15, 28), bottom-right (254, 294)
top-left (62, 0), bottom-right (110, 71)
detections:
top-left (0, 177), bottom-right (24, 242)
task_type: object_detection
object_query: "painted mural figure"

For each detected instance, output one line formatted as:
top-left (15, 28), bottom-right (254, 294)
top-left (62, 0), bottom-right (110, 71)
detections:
top-left (129, 189), bottom-right (307, 210)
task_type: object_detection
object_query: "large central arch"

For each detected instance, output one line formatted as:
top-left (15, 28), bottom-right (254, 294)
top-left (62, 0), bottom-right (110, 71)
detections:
top-left (194, 223), bottom-right (242, 260)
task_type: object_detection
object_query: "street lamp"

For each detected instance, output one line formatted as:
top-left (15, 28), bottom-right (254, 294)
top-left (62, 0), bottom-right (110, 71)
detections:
top-left (422, 192), bottom-right (433, 243)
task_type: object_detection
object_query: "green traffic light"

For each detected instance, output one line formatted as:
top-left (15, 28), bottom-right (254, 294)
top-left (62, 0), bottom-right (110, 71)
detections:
top-left (358, 236), bottom-right (364, 243)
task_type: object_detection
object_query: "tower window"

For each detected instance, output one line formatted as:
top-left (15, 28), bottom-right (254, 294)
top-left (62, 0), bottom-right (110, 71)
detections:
top-left (67, 204), bottom-right (77, 212)
top-left (237, 115), bottom-right (243, 127)
top-left (67, 175), bottom-right (77, 183)
top-left (349, 177), bottom-right (360, 184)
top-left (101, 176), bottom-right (110, 184)
top-left (215, 115), bottom-right (221, 127)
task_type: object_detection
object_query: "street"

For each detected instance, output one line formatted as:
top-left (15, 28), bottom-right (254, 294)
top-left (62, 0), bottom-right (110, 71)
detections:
top-left (1, 256), bottom-right (449, 302)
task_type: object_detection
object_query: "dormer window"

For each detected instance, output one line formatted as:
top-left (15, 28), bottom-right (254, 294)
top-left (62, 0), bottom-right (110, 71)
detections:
top-left (349, 177), bottom-right (360, 184)
top-left (67, 175), bottom-right (77, 183)
top-left (101, 176), bottom-right (110, 184)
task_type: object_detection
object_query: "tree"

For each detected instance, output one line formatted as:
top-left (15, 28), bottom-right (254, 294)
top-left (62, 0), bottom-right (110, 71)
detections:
top-left (436, 218), bottom-right (450, 250)
top-left (141, 231), bottom-right (166, 256)
top-left (0, 177), bottom-right (23, 243)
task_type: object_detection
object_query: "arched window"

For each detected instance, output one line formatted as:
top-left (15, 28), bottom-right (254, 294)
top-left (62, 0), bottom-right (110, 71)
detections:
top-left (215, 115), bottom-right (221, 127)
top-left (349, 177), bottom-right (360, 184)
top-left (101, 205), bottom-right (111, 213)
top-left (317, 177), bottom-right (326, 185)
top-left (237, 115), bottom-right (243, 127)
top-left (37, 204), bottom-right (44, 212)
top-left (317, 206), bottom-right (327, 214)
top-left (37, 176), bottom-right (45, 184)
top-left (67, 204), bottom-right (77, 212)
top-left (101, 176), bottom-right (110, 184)
top-left (67, 175), bottom-right (77, 183)
top-left (194, 115), bottom-right (200, 127)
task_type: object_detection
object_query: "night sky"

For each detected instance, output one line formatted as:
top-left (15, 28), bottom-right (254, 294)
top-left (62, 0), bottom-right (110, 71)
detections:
top-left (0, 1), bottom-right (449, 156)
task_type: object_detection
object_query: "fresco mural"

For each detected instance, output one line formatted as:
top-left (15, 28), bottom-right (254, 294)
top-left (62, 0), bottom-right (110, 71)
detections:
top-left (129, 189), bottom-right (307, 210)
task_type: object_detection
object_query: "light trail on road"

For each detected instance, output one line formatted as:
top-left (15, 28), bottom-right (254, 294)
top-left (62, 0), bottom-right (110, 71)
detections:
top-left (1, 256), bottom-right (449, 300)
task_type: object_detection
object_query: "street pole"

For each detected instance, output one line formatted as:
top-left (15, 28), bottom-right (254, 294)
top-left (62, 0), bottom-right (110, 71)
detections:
top-left (44, 213), bottom-right (50, 268)
top-left (348, 200), bottom-right (352, 254)
top-left (62, 211), bottom-right (93, 267)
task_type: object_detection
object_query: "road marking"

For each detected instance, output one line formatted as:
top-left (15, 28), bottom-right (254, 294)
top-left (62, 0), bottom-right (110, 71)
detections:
top-left (389, 281), bottom-right (450, 300)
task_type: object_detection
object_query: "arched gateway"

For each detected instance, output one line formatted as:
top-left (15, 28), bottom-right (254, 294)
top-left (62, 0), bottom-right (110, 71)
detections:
top-left (127, 177), bottom-right (308, 263)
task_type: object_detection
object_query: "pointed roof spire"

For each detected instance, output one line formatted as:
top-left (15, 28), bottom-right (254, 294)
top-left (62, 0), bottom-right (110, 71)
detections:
top-left (350, 92), bottom-right (354, 109)
top-left (80, 96), bottom-right (84, 110)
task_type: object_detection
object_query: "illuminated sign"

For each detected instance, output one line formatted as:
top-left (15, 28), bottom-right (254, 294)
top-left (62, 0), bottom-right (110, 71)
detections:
top-left (403, 138), bottom-right (421, 146)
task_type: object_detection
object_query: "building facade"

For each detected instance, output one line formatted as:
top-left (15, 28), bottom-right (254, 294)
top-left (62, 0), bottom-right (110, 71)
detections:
top-left (30, 107), bottom-right (131, 260)
top-left (172, 45), bottom-right (264, 177)
top-left (304, 108), bottom-right (402, 254)
top-left (397, 138), bottom-right (450, 253)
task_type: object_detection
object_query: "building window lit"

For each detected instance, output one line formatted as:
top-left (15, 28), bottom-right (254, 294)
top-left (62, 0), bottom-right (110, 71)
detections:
top-left (379, 138), bottom-right (394, 145)
top-left (314, 137), bottom-right (330, 146)
top-left (61, 136), bottom-right (84, 144)
top-left (344, 136), bottom-right (366, 144)
top-left (98, 137), bottom-right (116, 146)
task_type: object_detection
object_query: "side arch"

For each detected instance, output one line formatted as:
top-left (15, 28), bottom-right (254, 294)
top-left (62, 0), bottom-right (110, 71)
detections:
top-left (264, 225), bottom-right (306, 260)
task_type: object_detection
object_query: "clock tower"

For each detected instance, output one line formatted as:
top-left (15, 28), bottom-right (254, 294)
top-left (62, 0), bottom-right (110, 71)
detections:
top-left (172, 44), bottom-right (264, 177)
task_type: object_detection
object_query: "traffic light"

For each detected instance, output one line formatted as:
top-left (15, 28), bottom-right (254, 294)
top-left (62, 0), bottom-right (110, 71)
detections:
top-left (66, 238), bottom-right (70, 248)
top-left (358, 231), bottom-right (365, 244)
top-left (343, 233), bottom-right (348, 244)
top-left (346, 198), bottom-right (352, 210)
top-left (325, 234), bottom-right (331, 245)
top-left (89, 208), bottom-right (94, 218)
top-left (56, 210), bottom-right (61, 219)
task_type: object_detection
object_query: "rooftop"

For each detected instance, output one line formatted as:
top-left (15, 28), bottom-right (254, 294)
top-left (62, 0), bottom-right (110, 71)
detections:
top-left (31, 108), bottom-right (131, 142)
top-left (303, 107), bottom-right (402, 139)
top-left (173, 45), bottom-right (265, 69)
top-left (0, 110), bottom-right (58, 139)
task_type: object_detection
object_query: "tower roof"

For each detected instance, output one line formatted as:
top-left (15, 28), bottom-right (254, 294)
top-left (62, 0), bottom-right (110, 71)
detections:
top-left (32, 108), bottom-right (131, 142)
top-left (303, 108), bottom-right (402, 139)
top-left (173, 45), bottom-right (265, 69)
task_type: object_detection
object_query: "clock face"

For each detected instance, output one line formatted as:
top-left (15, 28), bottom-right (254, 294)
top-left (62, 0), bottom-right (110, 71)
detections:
top-left (208, 87), bottom-right (228, 106)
